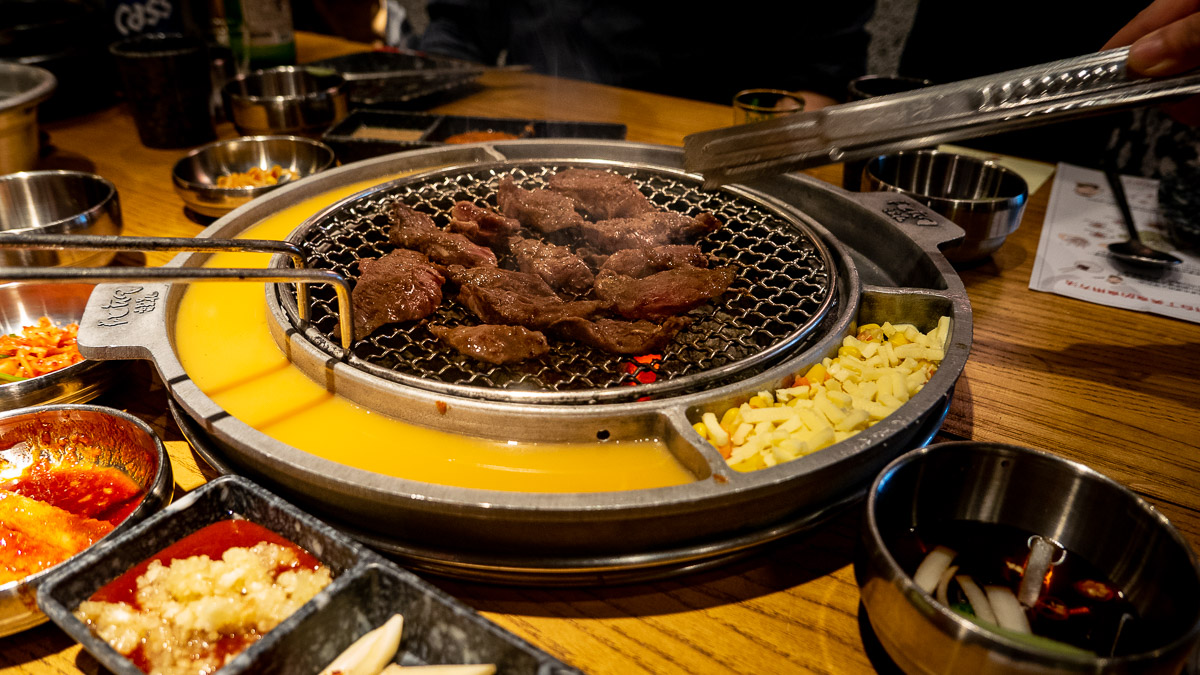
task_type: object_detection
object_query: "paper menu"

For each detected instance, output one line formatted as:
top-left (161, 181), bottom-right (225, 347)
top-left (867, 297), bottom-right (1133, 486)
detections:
top-left (1030, 163), bottom-right (1200, 324)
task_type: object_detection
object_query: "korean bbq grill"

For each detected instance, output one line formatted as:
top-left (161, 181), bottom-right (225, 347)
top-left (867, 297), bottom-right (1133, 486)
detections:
top-left (77, 141), bottom-right (972, 582)
top-left (283, 161), bottom-right (836, 403)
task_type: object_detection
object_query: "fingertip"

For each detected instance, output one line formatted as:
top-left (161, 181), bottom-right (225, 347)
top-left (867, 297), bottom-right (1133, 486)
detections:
top-left (1128, 30), bottom-right (1174, 76)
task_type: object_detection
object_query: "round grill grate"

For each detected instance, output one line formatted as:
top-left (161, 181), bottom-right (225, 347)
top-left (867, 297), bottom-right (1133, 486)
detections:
top-left (285, 161), bottom-right (835, 400)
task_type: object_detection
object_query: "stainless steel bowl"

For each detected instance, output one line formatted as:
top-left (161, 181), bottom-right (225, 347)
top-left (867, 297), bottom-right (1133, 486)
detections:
top-left (0, 62), bottom-right (55, 174)
top-left (0, 404), bottom-right (173, 636)
top-left (0, 170), bottom-right (122, 266)
top-left (223, 66), bottom-right (348, 137)
top-left (864, 150), bottom-right (1028, 264)
top-left (856, 442), bottom-right (1200, 674)
top-left (172, 135), bottom-right (336, 218)
top-left (0, 282), bottom-right (116, 410)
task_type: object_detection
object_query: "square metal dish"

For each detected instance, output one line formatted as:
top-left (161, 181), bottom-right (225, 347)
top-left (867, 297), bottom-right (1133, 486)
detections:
top-left (37, 475), bottom-right (576, 674)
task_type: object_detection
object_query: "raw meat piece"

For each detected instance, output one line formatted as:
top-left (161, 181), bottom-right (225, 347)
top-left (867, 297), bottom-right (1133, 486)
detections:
top-left (581, 210), bottom-right (724, 253)
top-left (447, 265), bottom-right (605, 329)
top-left (509, 236), bottom-right (595, 295)
top-left (601, 245), bottom-right (708, 278)
top-left (446, 201), bottom-right (522, 251)
top-left (430, 324), bottom-right (550, 364)
top-left (549, 316), bottom-right (692, 355)
top-left (389, 202), bottom-right (498, 269)
top-left (546, 168), bottom-right (656, 220)
top-left (497, 178), bottom-right (584, 237)
top-left (350, 249), bottom-right (445, 340)
top-left (594, 266), bottom-right (737, 320)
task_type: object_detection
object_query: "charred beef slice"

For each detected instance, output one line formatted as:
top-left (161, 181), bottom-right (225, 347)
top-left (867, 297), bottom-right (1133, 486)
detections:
top-left (430, 324), bottom-right (550, 364)
top-left (581, 211), bottom-right (724, 253)
top-left (508, 235), bottom-right (595, 295)
top-left (389, 202), bottom-right (498, 269)
top-left (497, 178), bottom-right (584, 238)
top-left (446, 201), bottom-right (522, 252)
top-left (549, 316), bottom-right (692, 355)
top-left (350, 249), bottom-right (445, 340)
top-left (546, 168), bottom-right (656, 220)
top-left (594, 266), bottom-right (737, 320)
top-left (447, 265), bottom-right (605, 329)
top-left (600, 245), bottom-right (709, 277)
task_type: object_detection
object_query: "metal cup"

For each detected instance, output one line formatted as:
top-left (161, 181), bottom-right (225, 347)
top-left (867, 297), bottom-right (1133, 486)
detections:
top-left (732, 88), bottom-right (805, 125)
top-left (863, 149), bottom-right (1027, 265)
top-left (842, 75), bottom-right (933, 191)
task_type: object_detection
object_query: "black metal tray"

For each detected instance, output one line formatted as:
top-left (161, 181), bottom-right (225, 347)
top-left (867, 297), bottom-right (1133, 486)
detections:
top-left (306, 50), bottom-right (483, 109)
top-left (37, 475), bottom-right (580, 674)
top-left (323, 109), bottom-right (627, 163)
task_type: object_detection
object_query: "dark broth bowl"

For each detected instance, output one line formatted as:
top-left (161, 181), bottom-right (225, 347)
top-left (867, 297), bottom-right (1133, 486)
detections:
top-left (856, 442), bottom-right (1200, 674)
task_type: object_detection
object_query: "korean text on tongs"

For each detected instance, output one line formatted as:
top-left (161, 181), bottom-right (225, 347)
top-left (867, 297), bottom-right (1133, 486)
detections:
top-left (684, 47), bottom-right (1200, 188)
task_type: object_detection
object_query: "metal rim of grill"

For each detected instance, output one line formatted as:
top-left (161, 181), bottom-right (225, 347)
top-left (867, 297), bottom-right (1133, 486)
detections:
top-left (276, 159), bottom-right (838, 405)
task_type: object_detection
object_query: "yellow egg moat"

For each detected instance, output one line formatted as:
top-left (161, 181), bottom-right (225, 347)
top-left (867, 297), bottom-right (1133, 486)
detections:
top-left (173, 177), bottom-right (695, 492)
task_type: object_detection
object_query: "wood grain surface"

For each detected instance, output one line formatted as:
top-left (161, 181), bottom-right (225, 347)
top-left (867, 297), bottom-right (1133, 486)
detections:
top-left (2, 31), bottom-right (1196, 675)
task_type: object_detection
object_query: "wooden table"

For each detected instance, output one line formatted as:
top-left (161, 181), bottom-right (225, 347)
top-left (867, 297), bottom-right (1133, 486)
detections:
top-left (4, 32), bottom-right (1198, 675)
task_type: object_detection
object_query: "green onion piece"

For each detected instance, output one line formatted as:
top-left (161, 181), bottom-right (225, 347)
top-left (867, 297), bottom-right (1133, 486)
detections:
top-left (0, 373), bottom-right (27, 382)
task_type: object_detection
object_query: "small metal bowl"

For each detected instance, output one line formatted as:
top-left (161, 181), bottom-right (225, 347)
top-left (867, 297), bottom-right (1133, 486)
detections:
top-left (856, 442), bottom-right (1200, 674)
top-left (863, 150), bottom-right (1028, 264)
top-left (171, 135), bottom-right (336, 218)
top-left (0, 282), bottom-right (116, 410)
top-left (0, 404), bottom-right (172, 637)
top-left (0, 170), bottom-right (122, 266)
top-left (223, 66), bottom-right (348, 137)
top-left (0, 63), bottom-right (56, 174)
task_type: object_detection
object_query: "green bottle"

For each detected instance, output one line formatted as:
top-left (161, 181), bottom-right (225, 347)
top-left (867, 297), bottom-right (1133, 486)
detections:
top-left (220, 0), bottom-right (296, 70)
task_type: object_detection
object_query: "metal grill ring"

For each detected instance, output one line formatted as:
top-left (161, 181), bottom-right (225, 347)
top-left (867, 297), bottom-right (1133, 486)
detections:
top-left (280, 160), bottom-right (837, 403)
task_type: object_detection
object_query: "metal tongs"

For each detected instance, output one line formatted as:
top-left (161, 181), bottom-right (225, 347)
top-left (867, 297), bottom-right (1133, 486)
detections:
top-left (0, 234), bottom-right (356, 350)
top-left (684, 47), bottom-right (1200, 188)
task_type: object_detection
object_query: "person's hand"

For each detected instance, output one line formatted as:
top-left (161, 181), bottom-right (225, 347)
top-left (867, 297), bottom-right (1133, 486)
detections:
top-left (1103, 0), bottom-right (1200, 124)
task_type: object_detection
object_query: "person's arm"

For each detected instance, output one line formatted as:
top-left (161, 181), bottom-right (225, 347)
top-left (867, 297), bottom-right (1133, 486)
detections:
top-left (1103, 0), bottom-right (1200, 123)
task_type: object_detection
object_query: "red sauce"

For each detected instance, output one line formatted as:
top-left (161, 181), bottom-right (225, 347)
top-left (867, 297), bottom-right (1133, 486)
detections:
top-left (2, 464), bottom-right (144, 525)
top-left (0, 460), bottom-right (145, 585)
top-left (90, 519), bottom-right (322, 607)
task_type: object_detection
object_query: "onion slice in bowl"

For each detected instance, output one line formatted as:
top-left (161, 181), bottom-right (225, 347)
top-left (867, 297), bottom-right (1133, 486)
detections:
top-left (913, 545), bottom-right (957, 593)
top-left (985, 585), bottom-right (1032, 634)
top-left (955, 575), bottom-right (997, 625)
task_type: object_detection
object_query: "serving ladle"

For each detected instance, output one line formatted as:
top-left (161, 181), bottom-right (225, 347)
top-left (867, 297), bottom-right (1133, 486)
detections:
top-left (1104, 167), bottom-right (1182, 269)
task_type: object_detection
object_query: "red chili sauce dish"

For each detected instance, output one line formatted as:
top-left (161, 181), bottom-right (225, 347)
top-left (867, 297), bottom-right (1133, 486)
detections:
top-left (74, 519), bottom-right (332, 675)
top-left (0, 456), bottom-right (145, 586)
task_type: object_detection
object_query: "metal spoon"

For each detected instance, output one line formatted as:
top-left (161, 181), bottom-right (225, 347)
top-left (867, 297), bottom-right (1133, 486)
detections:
top-left (1105, 168), bottom-right (1182, 268)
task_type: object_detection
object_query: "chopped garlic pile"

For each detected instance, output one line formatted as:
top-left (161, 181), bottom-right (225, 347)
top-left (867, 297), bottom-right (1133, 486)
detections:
top-left (695, 317), bottom-right (950, 472)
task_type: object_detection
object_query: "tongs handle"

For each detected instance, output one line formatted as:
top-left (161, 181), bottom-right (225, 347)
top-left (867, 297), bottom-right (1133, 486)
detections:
top-left (684, 47), bottom-right (1200, 187)
top-left (0, 234), bottom-right (356, 350)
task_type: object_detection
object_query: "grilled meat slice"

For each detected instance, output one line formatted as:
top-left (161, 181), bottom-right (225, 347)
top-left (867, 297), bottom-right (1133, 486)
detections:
top-left (546, 168), bottom-right (656, 220)
top-left (430, 324), bottom-right (550, 364)
top-left (389, 202), bottom-right (498, 269)
top-left (446, 201), bottom-right (522, 251)
top-left (509, 235), bottom-right (595, 295)
top-left (581, 210), bottom-right (724, 253)
top-left (600, 244), bottom-right (709, 278)
top-left (497, 178), bottom-right (584, 237)
top-left (447, 265), bottom-right (605, 329)
top-left (350, 249), bottom-right (445, 340)
top-left (594, 266), bottom-right (737, 320)
top-left (549, 316), bottom-right (691, 355)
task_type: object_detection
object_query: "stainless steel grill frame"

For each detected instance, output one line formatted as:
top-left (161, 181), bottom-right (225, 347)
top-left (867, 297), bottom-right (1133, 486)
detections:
top-left (279, 159), bottom-right (836, 404)
top-left (78, 140), bottom-right (972, 583)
